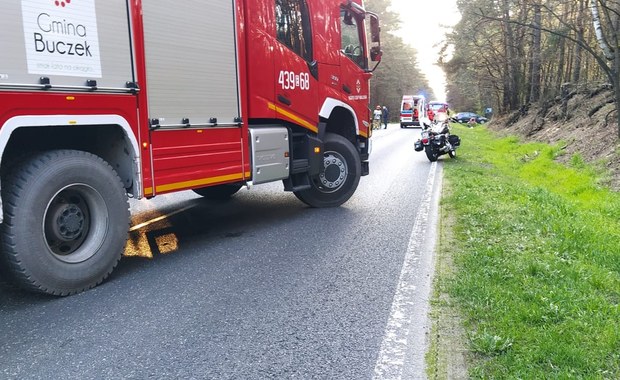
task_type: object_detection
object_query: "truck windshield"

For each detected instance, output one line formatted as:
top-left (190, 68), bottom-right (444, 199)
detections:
top-left (340, 10), bottom-right (365, 69)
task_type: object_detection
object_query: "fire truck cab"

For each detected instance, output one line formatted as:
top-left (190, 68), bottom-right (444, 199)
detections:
top-left (0, 0), bottom-right (381, 295)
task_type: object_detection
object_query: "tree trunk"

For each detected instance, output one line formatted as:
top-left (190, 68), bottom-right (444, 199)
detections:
top-left (530, 3), bottom-right (542, 103)
top-left (590, 0), bottom-right (620, 137)
top-left (610, 37), bottom-right (620, 137)
top-left (502, 0), bottom-right (519, 110)
top-left (572, 0), bottom-right (586, 83)
top-left (610, 1), bottom-right (620, 138)
top-left (590, 0), bottom-right (614, 60)
top-left (555, 39), bottom-right (566, 93)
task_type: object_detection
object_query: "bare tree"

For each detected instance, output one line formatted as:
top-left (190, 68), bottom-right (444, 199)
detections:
top-left (572, 0), bottom-right (587, 83)
top-left (529, 1), bottom-right (542, 103)
top-left (455, 0), bottom-right (619, 135)
top-left (589, 0), bottom-right (620, 135)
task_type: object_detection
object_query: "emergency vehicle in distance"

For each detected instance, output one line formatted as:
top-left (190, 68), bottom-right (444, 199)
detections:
top-left (399, 95), bottom-right (429, 128)
top-left (427, 101), bottom-right (450, 122)
top-left (0, 0), bottom-right (382, 295)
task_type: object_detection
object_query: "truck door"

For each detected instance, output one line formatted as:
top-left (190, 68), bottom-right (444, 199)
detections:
top-left (273, 0), bottom-right (319, 131)
top-left (339, 7), bottom-right (371, 127)
top-left (141, 1), bottom-right (245, 195)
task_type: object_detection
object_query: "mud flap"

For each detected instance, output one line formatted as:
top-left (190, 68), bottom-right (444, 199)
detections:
top-left (361, 160), bottom-right (369, 176)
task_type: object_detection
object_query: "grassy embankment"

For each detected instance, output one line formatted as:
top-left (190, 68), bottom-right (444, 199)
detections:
top-left (428, 123), bottom-right (620, 379)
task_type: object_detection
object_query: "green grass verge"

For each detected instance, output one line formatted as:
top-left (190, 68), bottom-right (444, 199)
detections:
top-left (439, 124), bottom-right (620, 379)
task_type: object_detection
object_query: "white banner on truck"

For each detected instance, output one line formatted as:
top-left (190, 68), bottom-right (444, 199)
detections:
top-left (21, 0), bottom-right (102, 78)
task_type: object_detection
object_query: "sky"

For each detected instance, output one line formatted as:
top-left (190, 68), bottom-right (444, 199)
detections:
top-left (388, 0), bottom-right (461, 102)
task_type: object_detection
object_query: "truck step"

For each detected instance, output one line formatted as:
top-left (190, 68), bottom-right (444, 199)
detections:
top-left (283, 171), bottom-right (311, 192)
top-left (291, 158), bottom-right (309, 174)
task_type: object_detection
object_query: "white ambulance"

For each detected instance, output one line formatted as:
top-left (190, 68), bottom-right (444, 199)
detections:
top-left (400, 95), bottom-right (430, 128)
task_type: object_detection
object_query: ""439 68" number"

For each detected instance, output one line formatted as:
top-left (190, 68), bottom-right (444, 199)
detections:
top-left (278, 70), bottom-right (310, 90)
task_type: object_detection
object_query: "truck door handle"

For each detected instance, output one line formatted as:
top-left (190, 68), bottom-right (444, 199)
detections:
top-left (342, 85), bottom-right (351, 94)
top-left (278, 94), bottom-right (291, 106)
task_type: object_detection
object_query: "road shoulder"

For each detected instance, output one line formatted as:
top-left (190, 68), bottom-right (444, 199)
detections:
top-left (426, 178), bottom-right (470, 379)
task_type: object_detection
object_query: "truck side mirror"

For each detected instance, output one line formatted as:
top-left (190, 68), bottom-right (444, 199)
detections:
top-left (370, 14), bottom-right (380, 43)
top-left (366, 12), bottom-right (381, 71)
top-left (370, 46), bottom-right (382, 62)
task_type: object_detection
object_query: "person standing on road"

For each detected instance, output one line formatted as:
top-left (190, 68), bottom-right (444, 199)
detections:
top-left (373, 105), bottom-right (382, 130)
top-left (382, 106), bottom-right (389, 129)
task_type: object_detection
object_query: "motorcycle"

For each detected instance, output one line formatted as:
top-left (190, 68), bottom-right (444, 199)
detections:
top-left (414, 112), bottom-right (460, 162)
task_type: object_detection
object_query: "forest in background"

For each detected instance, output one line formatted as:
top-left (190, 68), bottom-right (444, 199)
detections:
top-left (365, 0), bottom-right (434, 118)
top-left (367, 0), bottom-right (619, 136)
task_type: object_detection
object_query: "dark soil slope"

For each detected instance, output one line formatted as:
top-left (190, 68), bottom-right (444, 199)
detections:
top-left (489, 84), bottom-right (619, 191)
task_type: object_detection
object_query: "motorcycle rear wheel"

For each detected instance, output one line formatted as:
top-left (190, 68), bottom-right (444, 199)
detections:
top-left (425, 146), bottom-right (439, 162)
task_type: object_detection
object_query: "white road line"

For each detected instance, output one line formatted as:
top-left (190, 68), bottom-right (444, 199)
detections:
top-left (373, 161), bottom-right (437, 380)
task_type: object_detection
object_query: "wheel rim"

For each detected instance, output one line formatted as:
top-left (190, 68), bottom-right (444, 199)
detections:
top-left (43, 184), bottom-right (109, 263)
top-left (317, 151), bottom-right (348, 193)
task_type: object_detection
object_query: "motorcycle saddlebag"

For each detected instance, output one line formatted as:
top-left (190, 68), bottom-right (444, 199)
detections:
top-left (414, 139), bottom-right (424, 152)
top-left (448, 135), bottom-right (461, 147)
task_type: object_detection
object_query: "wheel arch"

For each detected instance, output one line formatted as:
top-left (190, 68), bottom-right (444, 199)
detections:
top-left (0, 115), bottom-right (142, 222)
top-left (319, 98), bottom-right (359, 146)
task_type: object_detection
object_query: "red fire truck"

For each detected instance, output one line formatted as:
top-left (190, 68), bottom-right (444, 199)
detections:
top-left (0, 0), bottom-right (381, 295)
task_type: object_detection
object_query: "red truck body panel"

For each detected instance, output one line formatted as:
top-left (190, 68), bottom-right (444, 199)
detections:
top-left (1, 0), bottom-right (376, 196)
top-left (0, 0), bottom-right (382, 295)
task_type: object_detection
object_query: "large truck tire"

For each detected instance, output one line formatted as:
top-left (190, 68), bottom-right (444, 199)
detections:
top-left (294, 133), bottom-right (361, 208)
top-left (0, 150), bottom-right (129, 296)
top-left (193, 183), bottom-right (243, 200)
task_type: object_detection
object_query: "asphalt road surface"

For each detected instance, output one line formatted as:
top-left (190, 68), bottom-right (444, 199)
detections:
top-left (0, 124), bottom-right (444, 379)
